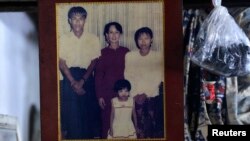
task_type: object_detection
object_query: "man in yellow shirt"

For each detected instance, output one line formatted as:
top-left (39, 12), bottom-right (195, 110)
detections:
top-left (58, 6), bottom-right (101, 139)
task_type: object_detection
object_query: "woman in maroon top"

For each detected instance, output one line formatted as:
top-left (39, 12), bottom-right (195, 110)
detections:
top-left (95, 22), bottom-right (129, 138)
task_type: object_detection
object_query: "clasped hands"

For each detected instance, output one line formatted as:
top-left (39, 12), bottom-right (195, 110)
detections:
top-left (70, 79), bottom-right (86, 95)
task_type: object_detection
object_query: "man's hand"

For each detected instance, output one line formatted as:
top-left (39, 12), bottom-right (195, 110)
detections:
top-left (73, 87), bottom-right (86, 95)
top-left (72, 79), bottom-right (84, 90)
top-left (72, 79), bottom-right (85, 95)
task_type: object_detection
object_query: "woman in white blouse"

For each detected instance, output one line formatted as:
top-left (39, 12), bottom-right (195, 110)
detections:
top-left (124, 27), bottom-right (164, 138)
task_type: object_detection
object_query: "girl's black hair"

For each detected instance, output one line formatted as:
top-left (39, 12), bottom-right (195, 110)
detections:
top-left (68, 6), bottom-right (87, 19)
top-left (113, 79), bottom-right (131, 92)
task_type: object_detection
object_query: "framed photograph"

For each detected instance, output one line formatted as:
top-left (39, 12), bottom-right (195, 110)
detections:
top-left (39, 0), bottom-right (184, 141)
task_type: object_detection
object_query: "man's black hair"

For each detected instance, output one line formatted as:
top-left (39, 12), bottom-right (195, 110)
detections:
top-left (68, 6), bottom-right (87, 19)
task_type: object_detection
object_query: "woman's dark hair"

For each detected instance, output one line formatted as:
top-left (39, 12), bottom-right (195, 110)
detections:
top-left (113, 79), bottom-right (131, 93)
top-left (103, 22), bottom-right (123, 36)
top-left (134, 27), bottom-right (153, 49)
top-left (68, 6), bottom-right (87, 19)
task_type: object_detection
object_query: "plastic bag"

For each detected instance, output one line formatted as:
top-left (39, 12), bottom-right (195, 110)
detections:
top-left (191, 5), bottom-right (250, 77)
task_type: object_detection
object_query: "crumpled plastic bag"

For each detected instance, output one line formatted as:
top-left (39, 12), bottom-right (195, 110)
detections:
top-left (191, 5), bottom-right (250, 77)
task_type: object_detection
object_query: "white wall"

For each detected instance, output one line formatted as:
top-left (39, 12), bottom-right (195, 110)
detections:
top-left (0, 12), bottom-right (40, 141)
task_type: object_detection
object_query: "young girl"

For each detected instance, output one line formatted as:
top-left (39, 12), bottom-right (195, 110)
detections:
top-left (108, 79), bottom-right (138, 139)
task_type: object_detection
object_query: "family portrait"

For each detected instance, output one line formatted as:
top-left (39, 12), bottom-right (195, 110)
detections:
top-left (56, 1), bottom-right (165, 140)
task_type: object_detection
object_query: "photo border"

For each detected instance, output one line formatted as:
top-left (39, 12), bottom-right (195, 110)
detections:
top-left (39, 0), bottom-right (184, 141)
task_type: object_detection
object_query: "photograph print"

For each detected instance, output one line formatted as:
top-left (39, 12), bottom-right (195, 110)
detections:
top-left (56, 0), bottom-right (165, 140)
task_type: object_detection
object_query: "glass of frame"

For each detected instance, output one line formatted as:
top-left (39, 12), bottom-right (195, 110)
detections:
top-left (39, 0), bottom-right (184, 141)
